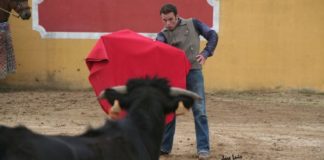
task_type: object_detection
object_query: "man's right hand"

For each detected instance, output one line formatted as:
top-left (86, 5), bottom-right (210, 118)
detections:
top-left (196, 54), bottom-right (206, 65)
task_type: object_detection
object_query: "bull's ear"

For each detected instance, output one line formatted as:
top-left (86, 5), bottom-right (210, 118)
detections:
top-left (110, 100), bottom-right (121, 113)
top-left (108, 100), bottom-right (122, 120)
top-left (175, 101), bottom-right (187, 115)
top-left (166, 95), bottom-right (195, 114)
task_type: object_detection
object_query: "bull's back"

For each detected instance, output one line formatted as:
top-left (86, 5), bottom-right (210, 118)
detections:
top-left (0, 126), bottom-right (75, 160)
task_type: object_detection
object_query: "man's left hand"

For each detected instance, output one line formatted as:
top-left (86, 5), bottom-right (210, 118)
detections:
top-left (196, 54), bottom-right (206, 65)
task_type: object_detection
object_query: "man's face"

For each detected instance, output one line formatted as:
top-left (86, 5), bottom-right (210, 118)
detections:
top-left (161, 12), bottom-right (178, 31)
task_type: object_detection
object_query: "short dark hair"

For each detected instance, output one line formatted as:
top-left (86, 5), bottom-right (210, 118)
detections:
top-left (160, 3), bottom-right (177, 15)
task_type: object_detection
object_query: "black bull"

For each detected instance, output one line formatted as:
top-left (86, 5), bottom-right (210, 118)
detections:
top-left (0, 77), bottom-right (199, 160)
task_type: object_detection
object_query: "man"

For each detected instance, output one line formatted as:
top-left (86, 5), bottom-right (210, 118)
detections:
top-left (156, 3), bottom-right (218, 160)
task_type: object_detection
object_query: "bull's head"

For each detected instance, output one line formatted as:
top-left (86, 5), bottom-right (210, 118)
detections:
top-left (98, 77), bottom-right (201, 119)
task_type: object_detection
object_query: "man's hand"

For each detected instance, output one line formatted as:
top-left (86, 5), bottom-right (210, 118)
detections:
top-left (196, 54), bottom-right (206, 65)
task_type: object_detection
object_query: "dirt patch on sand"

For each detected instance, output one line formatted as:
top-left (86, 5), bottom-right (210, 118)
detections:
top-left (0, 89), bottom-right (323, 160)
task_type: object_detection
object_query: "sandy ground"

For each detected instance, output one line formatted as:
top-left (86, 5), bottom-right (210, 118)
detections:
top-left (0, 89), bottom-right (323, 160)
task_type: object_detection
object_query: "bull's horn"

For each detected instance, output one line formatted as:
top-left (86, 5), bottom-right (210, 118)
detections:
top-left (170, 87), bottom-right (201, 99)
top-left (111, 86), bottom-right (127, 94)
top-left (98, 90), bottom-right (106, 100)
top-left (98, 86), bottom-right (127, 100)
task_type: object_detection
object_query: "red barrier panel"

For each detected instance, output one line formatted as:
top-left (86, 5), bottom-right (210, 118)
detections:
top-left (37, 0), bottom-right (213, 33)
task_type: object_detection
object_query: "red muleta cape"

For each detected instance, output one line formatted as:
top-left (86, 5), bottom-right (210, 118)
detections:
top-left (86, 29), bottom-right (190, 124)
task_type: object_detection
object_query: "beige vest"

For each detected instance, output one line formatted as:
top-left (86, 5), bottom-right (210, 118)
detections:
top-left (161, 18), bottom-right (201, 69)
